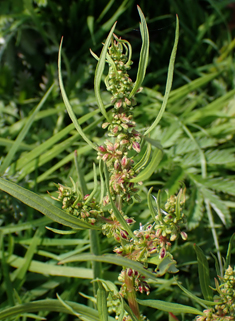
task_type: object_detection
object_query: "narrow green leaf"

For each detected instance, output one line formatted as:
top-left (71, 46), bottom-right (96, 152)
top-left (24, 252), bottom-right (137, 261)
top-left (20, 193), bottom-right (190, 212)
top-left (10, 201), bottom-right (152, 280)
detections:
top-left (224, 233), bottom-right (235, 271)
top-left (45, 227), bottom-right (78, 235)
top-left (104, 164), bottom-right (136, 239)
top-left (144, 15), bottom-right (179, 135)
top-left (87, 15), bottom-right (95, 45)
top-left (137, 299), bottom-right (204, 315)
top-left (14, 227), bottom-right (44, 290)
top-left (194, 244), bottom-right (213, 301)
top-left (0, 299), bottom-right (116, 320)
top-left (0, 217), bottom-right (51, 235)
top-left (147, 187), bottom-right (156, 221)
top-left (130, 148), bottom-right (163, 183)
top-left (58, 37), bottom-right (96, 150)
top-left (74, 150), bottom-right (89, 197)
top-left (94, 22), bottom-right (117, 122)
top-left (133, 143), bottom-right (151, 172)
top-left (176, 280), bottom-right (220, 308)
top-left (175, 189), bottom-right (182, 220)
top-left (56, 293), bottom-right (80, 318)
top-left (0, 251), bottom-right (93, 279)
top-left (0, 178), bottom-right (100, 231)
top-left (0, 83), bottom-right (55, 174)
top-left (129, 6), bottom-right (149, 98)
top-left (85, 163), bottom-right (98, 204)
top-left (59, 253), bottom-right (158, 281)
top-left (97, 282), bottom-right (108, 321)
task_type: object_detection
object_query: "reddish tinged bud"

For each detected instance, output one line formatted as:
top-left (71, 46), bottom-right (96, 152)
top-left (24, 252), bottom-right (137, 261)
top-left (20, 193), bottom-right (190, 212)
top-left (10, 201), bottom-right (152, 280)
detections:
top-left (114, 142), bottom-right (119, 150)
top-left (134, 270), bottom-right (139, 276)
top-left (160, 247), bottom-right (166, 259)
top-left (143, 285), bottom-right (150, 295)
top-left (102, 153), bottom-right (109, 162)
top-left (115, 100), bottom-right (122, 109)
top-left (155, 229), bottom-right (162, 237)
top-left (121, 156), bottom-right (128, 167)
top-left (102, 122), bottom-right (110, 129)
top-left (120, 139), bottom-right (129, 145)
top-left (120, 230), bottom-right (128, 239)
top-left (181, 231), bottom-right (188, 240)
top-left (127, 268), bottom-right (133, 277)
top-left (114, 233), bottom-right (120, 242)
top-left (138, 285), bottom-right (143, 293)
top-left (125, 97), bottom-right (131, 106)
top-left (112, 126), bottom-right (119, 134)
top-left (114, 160), bottom-right (120, 170)
top-left (114, 247), bottom-right (123, 254)
top-left (84, 194), bottom-right (90, 200)
top-left (106, 143), bottom-right (114, 151)
top-left (145, 234), bottom-right (150, 239)
top-left (132, 141), bottom-right (141, 153)
top-left (98, 145), bottom-right (106, 153)
top-left (126, 218), bottom-right (135, 224)
top-left (121, 123), bottom-right (129, 130)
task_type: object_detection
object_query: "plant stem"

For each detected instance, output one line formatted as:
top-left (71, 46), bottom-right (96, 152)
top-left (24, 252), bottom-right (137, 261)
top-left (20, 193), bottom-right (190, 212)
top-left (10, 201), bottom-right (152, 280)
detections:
top-left (124, 270), bottom-right (141, 320)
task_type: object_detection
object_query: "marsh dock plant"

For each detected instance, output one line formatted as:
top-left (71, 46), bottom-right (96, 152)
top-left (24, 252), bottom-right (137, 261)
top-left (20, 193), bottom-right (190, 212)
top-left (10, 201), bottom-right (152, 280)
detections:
top-left (55, 6), bottom-right (191, 321)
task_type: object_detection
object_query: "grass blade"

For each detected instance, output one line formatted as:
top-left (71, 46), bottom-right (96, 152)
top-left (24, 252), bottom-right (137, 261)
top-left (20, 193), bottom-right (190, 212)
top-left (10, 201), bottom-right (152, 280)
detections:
top-left (94, 22), bottom-right (117, 123)
top-left (144, 15), bottom-right (179, 135)
top-left (194, 244), bottom-right (213, 301)
top-left (129, 6), bottom-right (149, 98)
top-left (137, 299), bottom-right (203, 316)
top-left (0, 83), bottom-right (55, 175)
top-left (58, 37), bottom-right (96, 150)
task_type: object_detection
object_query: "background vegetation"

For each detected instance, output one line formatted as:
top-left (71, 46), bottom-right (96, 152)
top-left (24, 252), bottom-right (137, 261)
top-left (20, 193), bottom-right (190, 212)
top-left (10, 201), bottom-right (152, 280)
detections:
top-left (0, 0), bottom-right (235, 320)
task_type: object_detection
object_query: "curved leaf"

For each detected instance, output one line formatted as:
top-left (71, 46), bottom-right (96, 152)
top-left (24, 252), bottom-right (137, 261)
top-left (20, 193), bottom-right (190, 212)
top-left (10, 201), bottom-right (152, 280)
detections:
top-left (129, 5), bottom-right (149, 98)
top-left (130, 148), bottom-right (163, 183)
top-left (94, 22), bottom-right (117, 122)
top-left (0, 177), bottom-right (100, 230)
top-left (137, 299), bottom-right (204, 316)
top-left (58, 37), bottom-right (97, 150)
top-left (144, 15), bottom-right (179, 135)
top-left (0, 299), bottom-right (116, 320)
top-left (59, 253), bottom-right (158, 281)
top-left (194, 244), bottom-right (213, 301)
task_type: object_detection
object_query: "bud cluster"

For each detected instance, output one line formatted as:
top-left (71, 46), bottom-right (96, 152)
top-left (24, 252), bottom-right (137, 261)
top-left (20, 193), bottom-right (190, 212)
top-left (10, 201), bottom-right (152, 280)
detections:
top-left (195, 265), bottom-right (235, 321)
top-left (97, 36), bottom-right (143, 202)
top-left (52, 182), bottom-right (103, 225)
top-left (102, 211), bottom-right (135, 242)
top-left (118, 269), bottom-right (150, 296)
top-left (154, 190), bottom-right (188, 243)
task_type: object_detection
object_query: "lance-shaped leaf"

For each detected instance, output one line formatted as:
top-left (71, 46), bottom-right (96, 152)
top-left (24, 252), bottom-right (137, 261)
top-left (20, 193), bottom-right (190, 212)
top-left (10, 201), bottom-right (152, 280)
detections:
top-left (137, 299), bottom-right (204, 316)
top-left (59, 253), bottom-right (158, 281)
top-left (94, 22), bottom-right (117, 123)
top-left (0, 178), bottom-right (100, 231)
top-left (194, 244), bottom-right (213, 301)
top-left (176, 280), bottom-right (221, 308)
top-left (0, 299), bottom-right (116, 320)
top-left (97, 282), bottom-right (108, 321)
top-left (129, 6), bottom-right (149, 98)
top-left (144, 15), bottom-right (179, 135)
top-left (58, 37), bottom-right (97, 150)
top-left (130, 148), bottom-right (163, 183)
top-left (224, 233), bottom-right (235, 272)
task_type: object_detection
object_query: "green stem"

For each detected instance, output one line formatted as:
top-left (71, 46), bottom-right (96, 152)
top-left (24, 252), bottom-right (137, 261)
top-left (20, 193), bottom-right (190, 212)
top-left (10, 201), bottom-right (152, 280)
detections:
top-left (90, 230), bottom-right (102, 293)
top-left (124, 270), bottom-right (141, 320)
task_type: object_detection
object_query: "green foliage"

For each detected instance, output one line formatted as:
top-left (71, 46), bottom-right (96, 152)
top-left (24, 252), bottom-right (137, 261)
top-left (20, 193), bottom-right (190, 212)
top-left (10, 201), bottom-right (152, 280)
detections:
top-left (0, 1), bottom-right (235, 321)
